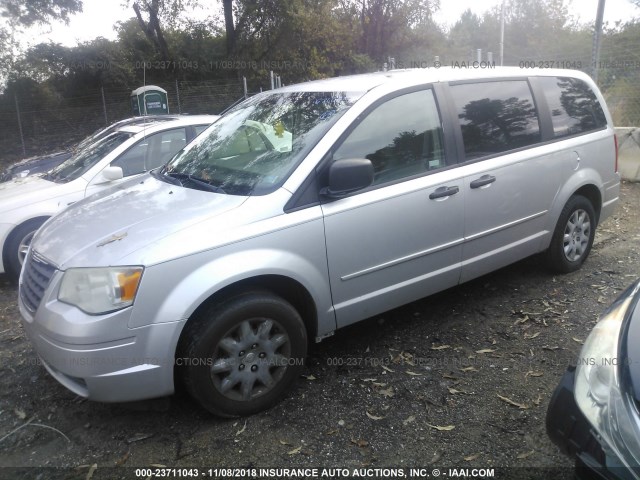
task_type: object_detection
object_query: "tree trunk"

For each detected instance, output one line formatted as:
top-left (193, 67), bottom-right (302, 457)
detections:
top-left (223, 0), bottom-right (236, 54)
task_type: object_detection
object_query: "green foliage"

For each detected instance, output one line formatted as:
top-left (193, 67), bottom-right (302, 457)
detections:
top-left (1, 0), bottom-right (82, 27)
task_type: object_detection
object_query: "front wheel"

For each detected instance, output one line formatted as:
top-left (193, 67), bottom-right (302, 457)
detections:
top-left (178, 291), bottom-right (307, 417)
top-left (546, 195), bottom-right (596, 273)
top-left (3, 218), bottom-right (48, 282)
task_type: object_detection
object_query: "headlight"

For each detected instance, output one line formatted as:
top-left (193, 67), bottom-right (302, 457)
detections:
top-left (575, 281), bottom-right (640, 471)
top-left (58, 267), bottom-right (143, 314)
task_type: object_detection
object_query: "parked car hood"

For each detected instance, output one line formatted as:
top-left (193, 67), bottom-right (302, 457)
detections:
top-left (32, 174), bottom-right (249, 269)
top-left (0, 175), bottom-right (70, 213)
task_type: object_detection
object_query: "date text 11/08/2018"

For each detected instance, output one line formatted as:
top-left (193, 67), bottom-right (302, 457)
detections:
top-left (134, 467), bottom-right (496, 478)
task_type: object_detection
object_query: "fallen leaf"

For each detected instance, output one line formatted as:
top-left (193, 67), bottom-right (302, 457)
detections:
top-left (431, 345), bottom-right (451, 351)
top-left (448, 387), bottom-right (461, 395)
top-left (127, 433), bottom-right (154, 444)
top-left (302, 374), bottom-right (317, 381)
top-left (14, 408), bottom-right (26, 420)
top-left (442, 373), bottom-right (458, 380)
top-left (371, 382), bottom-right (387, 387)
top-left (572, 337), bottom-right (584, 344)
top-left (476, 348), bottom-right (496, 354)
top-left (517, 450), bottom-right (535, 459)
top-left (287, 446), bottom-right (302, 455)
top-left (326, 429), bottom-right (339, 435)
top-left (236, 420), bottom-right (247, 436)
top-left (427, 424), bottom-right (455, 431)
top-left (464, 454), bottom-right (479, 461)
top-left (525, 371), bottom-right (543, 378)
top-left (351, 439), bottom-right (369, 447)
top-left (114, 451), bottom-right (130, 466)
top-left (86, 464), bottom-right (97, 480)
top-left (497, 394), bottom-right (529, 410)
top-left (524, 332), bottom-right (540, 339)
top-left (378, 387), bottom-right (395, 398)
top-left (402, 415), bottom-right (416, 426)
top-left (363, 378), bottom-right (377, 382)
top-left (460, 366), bottom-right (478, 372)
top-left (406, 371), bottom-right (423, 376)
top-left (279, 439), bottom-right (291, 446)
top-left (381, 365), bottom-right (395, 373)
top-left (366, 411), bottom-right (385, 421)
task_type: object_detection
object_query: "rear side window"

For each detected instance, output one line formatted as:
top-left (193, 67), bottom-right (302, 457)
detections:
top-left (451, 81), bottom-right (540, 160)
top-left (333, 89), bottom-right (445, 186)
top-left (539, 77), bottom-right (607, 138)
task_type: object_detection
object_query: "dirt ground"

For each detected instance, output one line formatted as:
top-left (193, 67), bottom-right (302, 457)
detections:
top-left (0, 182), bottom-right (639, 480)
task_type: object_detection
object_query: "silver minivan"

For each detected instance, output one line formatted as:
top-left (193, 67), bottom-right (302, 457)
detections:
top-left (19, 68), bottom-right (620, 416)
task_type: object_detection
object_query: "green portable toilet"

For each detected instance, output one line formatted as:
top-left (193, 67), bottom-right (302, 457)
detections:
top-left (131, 85), bottom-right (169, 115)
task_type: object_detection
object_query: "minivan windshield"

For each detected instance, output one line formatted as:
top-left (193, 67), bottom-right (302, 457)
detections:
top-left (47, 132), bottom-right (133, 183)
top-left (162, 91), bottom-right (362, 195)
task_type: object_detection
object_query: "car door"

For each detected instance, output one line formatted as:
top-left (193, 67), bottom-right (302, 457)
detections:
top-left (321, 88), bottom-right (465, 328)
top-left (447, 80), bottom-right (567, 283)
top-left (85, 127), bottom-right (188, 197)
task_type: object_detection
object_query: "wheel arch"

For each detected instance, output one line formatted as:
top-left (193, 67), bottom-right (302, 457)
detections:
top-left (185, 274), bottom-right (319, 342)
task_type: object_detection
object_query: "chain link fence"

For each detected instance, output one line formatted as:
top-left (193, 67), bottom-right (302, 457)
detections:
top-left (0, 78), bottom-right (249, 168)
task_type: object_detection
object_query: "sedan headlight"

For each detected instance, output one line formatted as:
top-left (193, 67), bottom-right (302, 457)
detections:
top-left (575, 281), bottom-right (640, 471)
top-left (58, 267), bottom-right (144, 314)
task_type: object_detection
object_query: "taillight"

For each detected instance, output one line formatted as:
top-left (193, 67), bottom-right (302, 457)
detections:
top-left (614, 134), bottom-right (619, 173)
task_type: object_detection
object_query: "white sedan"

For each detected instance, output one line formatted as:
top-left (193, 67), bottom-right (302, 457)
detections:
top-left (0, 115), bottom-right (217, 280)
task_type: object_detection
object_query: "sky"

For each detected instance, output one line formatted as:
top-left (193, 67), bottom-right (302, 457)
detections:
top-left (21, 0), bottom-right (640, 49)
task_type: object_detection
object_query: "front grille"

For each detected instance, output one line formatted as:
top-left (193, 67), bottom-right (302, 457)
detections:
top-left (20, 251), bottom-right (57, 313)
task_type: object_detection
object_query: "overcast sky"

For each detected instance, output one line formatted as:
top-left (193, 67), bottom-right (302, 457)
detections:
top-left (21, 0), bottom-right (640, 48)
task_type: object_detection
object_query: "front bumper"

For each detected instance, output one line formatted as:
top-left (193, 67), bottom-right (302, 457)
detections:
top-left (19, 275), bottom-right (185, 403)
top-left (547, 366), bottom-right (637, 480)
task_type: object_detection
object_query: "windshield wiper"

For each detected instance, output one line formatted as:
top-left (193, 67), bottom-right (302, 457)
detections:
top-left (165, 172), bottom-right (226, 194)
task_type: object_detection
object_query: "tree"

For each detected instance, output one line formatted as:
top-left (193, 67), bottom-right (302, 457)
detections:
top-left (222, 0), bottom-right (235, 54)
top-left (0, 0), bottom-right (82, 27)
top-left (131, 0), bottom-right (171, 61)
top-left (0, 0), bottom-right (83, 87)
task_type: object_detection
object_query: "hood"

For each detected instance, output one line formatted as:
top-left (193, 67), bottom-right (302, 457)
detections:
top-left (32, 174), bottom-right (248, 269)
top-left (0, 175), bottom-right (70, 213)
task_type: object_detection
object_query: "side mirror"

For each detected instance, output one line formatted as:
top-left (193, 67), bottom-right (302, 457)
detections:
top-left (100, 166), bottom-right (124, 183)
top-left (321, 158), bottom-right (374, 198)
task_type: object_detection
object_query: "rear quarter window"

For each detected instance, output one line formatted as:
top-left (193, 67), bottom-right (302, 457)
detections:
top-left (538, 76), bottom-right (607, 138)
top-left (450, 80), bottom-right (541, 160)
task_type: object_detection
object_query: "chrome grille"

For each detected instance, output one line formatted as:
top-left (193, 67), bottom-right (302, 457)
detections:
top-left (20, 251), bottom-right (57, 313)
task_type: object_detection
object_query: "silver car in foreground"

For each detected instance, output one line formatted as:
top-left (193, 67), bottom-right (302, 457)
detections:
top-left (19, 68), bottom-right (620, 416)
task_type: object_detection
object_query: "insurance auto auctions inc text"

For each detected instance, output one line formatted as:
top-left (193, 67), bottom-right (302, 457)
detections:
top-left (204, 467), bottom-right (495, 478)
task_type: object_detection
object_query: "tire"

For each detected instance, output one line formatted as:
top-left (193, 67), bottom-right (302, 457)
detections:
top-left (178, 291), bottom-right (307, 417)
top-left (546, 195), bottom-right (596, 273)
top-left (3, 218), bottom-right (48, 282)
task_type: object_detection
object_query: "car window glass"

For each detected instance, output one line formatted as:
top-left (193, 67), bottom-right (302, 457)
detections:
top-left (195, 124), bottom-right (210, 136)
top-left (166, 91), bottom-right (362, 196)
top-left (48, 132), bottom-right (132, 182)
top-left (147, 127), bottom-right (187, 170)
top-left (539, 77), bottom-right (607, 138)
top-left (451, 81), bottom-right (540, 160)
top-left (333, 89), bottom-right (445, 186)
top-left (111, 128), bottom-right (187, 176)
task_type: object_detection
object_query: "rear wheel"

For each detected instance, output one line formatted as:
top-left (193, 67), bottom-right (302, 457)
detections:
top-left (178, 291), bottom-right (307, 417)
top-left (546, 195), bottom-right (596, 273)
top-left (3, 218), bottom-right (47, 282)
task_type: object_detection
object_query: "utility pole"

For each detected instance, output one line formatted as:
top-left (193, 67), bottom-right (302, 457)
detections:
top-left (591, 0), bottom-right (606, 83)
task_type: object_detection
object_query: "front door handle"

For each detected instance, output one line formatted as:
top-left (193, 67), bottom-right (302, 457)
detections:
top-left (429, 185), bottom-right (459, 200)
top-left (470, 175), bottom-right (496, 189)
